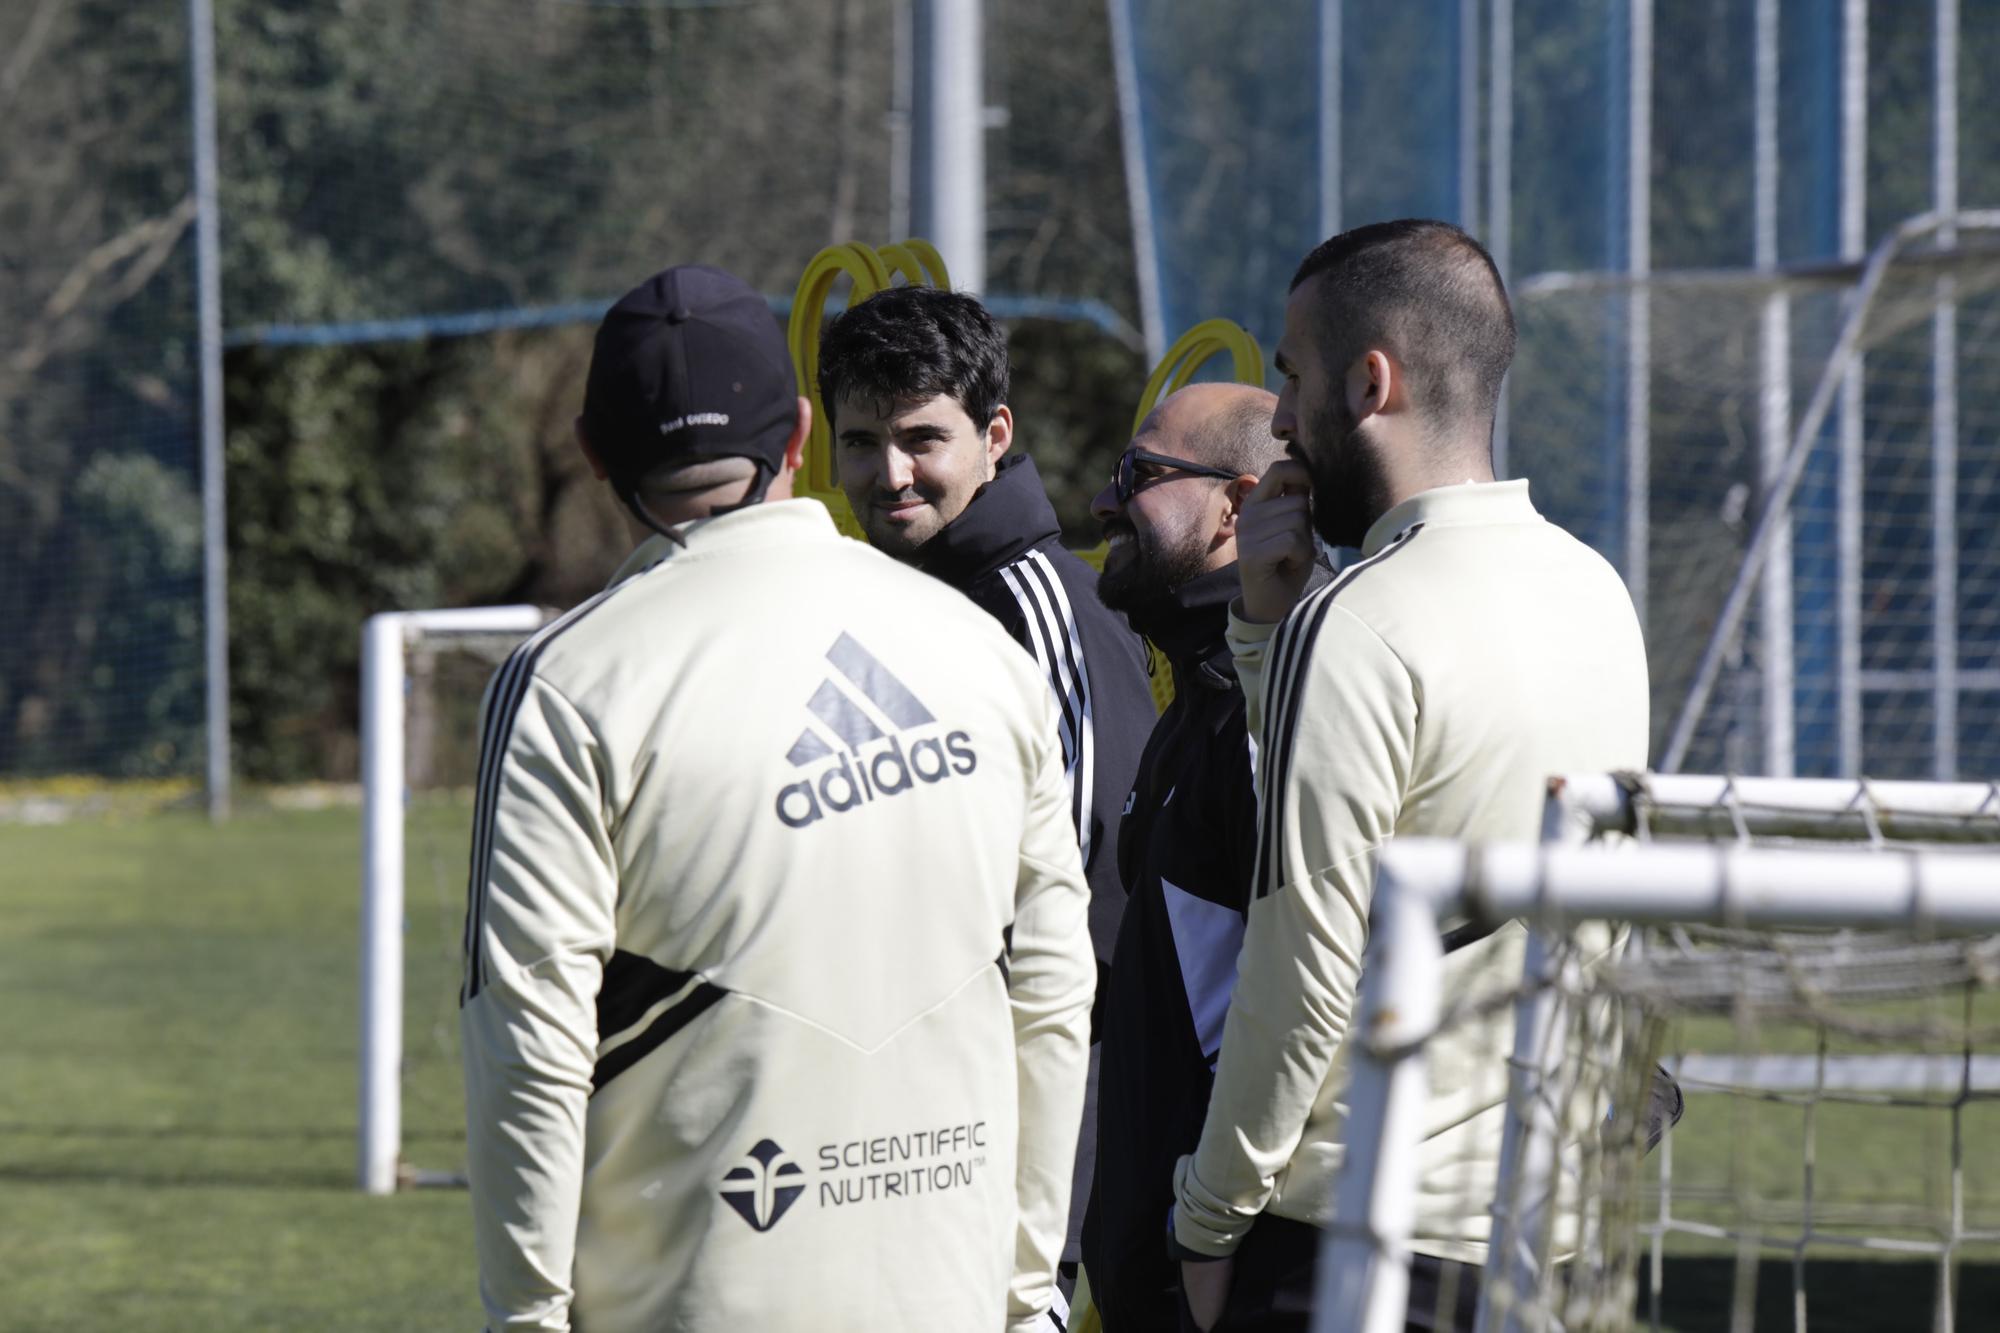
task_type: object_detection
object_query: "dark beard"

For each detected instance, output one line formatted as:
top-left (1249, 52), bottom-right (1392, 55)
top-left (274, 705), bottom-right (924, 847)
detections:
top-left (1299, 399), bottom-right (1393, 549)
top-left (1096, 522), bottom-right (1211, 613)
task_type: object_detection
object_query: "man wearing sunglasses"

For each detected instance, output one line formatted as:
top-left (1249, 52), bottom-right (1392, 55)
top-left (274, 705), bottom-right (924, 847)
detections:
top-left (817, 285), bottom-right (1156, 1299)
top-left (1079, 381), bottom-right (1329, 1332)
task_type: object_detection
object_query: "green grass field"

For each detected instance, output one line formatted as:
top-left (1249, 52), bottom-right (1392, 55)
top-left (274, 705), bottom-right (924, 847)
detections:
top-left (6, 798), bottom-right (2000, 1331)
top-left (0, 799), bottom-right (482, 1332)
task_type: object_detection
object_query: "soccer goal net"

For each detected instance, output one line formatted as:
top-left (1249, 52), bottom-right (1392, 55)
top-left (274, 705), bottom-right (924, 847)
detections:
top-left (1509, 212), bottom-right (2000, 782)
top-left (1316, 773), bottom-right (2000, 1333)
top-left (358, 606), bottom-right (552, 1194)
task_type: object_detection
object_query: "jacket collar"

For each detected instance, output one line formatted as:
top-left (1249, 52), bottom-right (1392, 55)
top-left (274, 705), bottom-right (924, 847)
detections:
top-left (1124, 564), bottom-right (1241, 685)
top-left (606, 498), bottom-right (839, 588)
top-left (1361, 478), bottom-right (1539, 556)
top-left (911, 453), bottom-right (1063, 586)
top-left (1127, 560), bottom-right (1335, 691)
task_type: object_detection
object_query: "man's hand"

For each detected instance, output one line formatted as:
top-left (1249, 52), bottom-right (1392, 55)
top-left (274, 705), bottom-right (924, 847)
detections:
top-left (1236, 459), bottom-right (1317, 624)
top-left (1179, 1257), bottom-right (1234, 1331)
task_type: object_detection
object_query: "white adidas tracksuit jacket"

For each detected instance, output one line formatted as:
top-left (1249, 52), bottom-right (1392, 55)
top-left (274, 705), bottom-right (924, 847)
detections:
top-left (1173, 479), bottom-right (1651, 1265)
top-left (460, 499), bottom-right (1096, 1332)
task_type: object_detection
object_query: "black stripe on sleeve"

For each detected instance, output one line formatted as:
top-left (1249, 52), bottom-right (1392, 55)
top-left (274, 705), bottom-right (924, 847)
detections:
top-left (1001, 561), bottom-right (1082, 763)
top-left (1020, 551), bottom-right (1096, 858)
top-left (463, 636), bottom-right (549, 1002)
top-left (1252, 590), bottom-right (1343, 899)
top-left (591, 982), bottom-right (727, 1093)
top-left (460, 569), bottom-right (650, 1004)
top-left (1251, 526), bottom-right (1426, 900)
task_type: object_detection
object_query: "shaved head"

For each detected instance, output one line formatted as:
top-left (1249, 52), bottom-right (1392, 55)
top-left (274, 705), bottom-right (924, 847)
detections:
top-left (1289, 218), bottom-right (1514, 445)
top-left (1093, 382), bottom-right (1281, 611)
top-left (1139, 382), bottom-right (1283, 476)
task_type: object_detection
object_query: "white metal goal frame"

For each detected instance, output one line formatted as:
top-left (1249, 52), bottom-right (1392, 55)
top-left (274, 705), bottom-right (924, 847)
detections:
top-left (1314, 773), bottom-right (2000, 1333)
top-left (358, 605), bottom-right (552, 1195)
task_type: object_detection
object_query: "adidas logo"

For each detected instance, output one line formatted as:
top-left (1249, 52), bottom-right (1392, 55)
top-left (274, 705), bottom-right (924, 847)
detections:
top-left (774, 632), bottom-right (977, 830)
top-left (719, 1138), bottom-right (806, 1232)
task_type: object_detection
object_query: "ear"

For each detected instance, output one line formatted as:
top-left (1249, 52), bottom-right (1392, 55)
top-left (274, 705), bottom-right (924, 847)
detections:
top-left (575, 416), bottom-right (610, 481)
top-left (983, 404), bottom-right (1014, 467)
top-left (783, 396), bottom-right (811, 474)
top-left (1214, 473), bottom-right (1258, 542)
top-left (1347, 349), bottom-right (1401, 424)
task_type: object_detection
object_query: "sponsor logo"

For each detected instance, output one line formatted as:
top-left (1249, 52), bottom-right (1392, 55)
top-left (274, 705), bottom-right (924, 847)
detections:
top-left (719, 1138), bottom-right (807, 1232)
top-left (721, 1123), bottom-right (990, 1232)
top-left (775, 632), bottom-right (977, 829)
top-left (659, 412), bottom-right (730, 433)
top-left (814, 1122), bottom-right (987, 1208)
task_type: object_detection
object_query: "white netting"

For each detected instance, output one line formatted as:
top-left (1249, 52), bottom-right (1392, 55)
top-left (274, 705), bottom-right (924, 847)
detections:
top-left (1511, 224), bottom-right (2000, 784)
top-left (1321, 775), bottom-right (2000, 1333)
top-left (1487, 775), bottom-right (2000, 1332)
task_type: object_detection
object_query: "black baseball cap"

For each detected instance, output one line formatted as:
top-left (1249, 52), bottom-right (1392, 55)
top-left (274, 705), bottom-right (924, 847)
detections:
top-left (580, 264), bottom-right (798, 492)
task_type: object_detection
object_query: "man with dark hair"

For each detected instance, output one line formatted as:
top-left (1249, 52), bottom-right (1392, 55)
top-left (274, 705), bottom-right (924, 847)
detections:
top-left (819, 284), bottom-right (1157, 1287)
top-left (1170, 220), bottom-right (1650, 1331)
top-left (461, 264), bottom-right (1095, 1333)
top-left (1078, 382), bottom-right (1325, 1332)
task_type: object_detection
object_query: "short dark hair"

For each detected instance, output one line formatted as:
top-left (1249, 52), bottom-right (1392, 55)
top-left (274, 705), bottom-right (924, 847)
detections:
top-left (1289, 219), bottom-right (1515, 432)
top-left (817, 286), bottom-right (1010, 431)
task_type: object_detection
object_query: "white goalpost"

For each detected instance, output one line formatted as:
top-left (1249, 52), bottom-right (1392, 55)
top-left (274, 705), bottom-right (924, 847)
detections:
top-left (1316, 773), bottom-right (2000, 1333)
top-left (358, 605), bottom-right (551, 1195)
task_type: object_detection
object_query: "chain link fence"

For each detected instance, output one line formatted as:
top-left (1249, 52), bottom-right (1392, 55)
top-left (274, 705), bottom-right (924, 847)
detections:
top-left (9, 0), bottom-right (2000, 784)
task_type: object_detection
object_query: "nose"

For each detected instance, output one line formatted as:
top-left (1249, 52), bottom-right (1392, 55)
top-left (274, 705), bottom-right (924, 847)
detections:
top-left (881, 445), bottom-right (916, 493)
top-left (1270, 393), bottom-right (1296, 443)
top-left (1089, 478), bottom-right (1121, 524)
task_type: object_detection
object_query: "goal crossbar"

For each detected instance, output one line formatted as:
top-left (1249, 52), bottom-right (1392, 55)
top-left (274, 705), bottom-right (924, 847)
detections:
top-left (1314, 835), bottom-right (2000, 1333)
top-left (1549, 772), bottom-right (2000, 844)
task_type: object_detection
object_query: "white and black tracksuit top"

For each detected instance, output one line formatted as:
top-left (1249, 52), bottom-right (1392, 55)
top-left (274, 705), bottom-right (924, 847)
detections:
top-left (1171, 480), bottom-right (1651, 1266)
top-left (460, 500), bottom-right (1096, 1333)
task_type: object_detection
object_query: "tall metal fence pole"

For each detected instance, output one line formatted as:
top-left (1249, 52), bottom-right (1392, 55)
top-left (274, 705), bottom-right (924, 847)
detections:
top-left (1108, 0), bottom-right (1165, 361)
top-left (1836, 0), bottom-right (1869, 777)
top-left (189, 0), bottom-right (230, 818)
top-left (1625, 0), bottom-right (1654, 636)
top-left (1933, 0), bottom-right (1961, 780)
top-left (910, 0), bottom-right (985, 294)
top-left (1458, 0), bottom-right (1480, 238)
top-left (1753, 0), bottom-right (1793, 778)
top-left (1488, 0), bottom-right (1513, 479)
top-left (1319, 0), bottom-right (1343, 241)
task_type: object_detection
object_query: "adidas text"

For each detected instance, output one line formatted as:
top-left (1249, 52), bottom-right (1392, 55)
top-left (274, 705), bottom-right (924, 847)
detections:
top-left (775, 732), bottom-right (977, 829)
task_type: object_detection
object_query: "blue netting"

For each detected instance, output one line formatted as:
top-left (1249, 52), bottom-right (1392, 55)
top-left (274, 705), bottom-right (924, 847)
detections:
top-left (1117, 0), bottom-right (2000, 780)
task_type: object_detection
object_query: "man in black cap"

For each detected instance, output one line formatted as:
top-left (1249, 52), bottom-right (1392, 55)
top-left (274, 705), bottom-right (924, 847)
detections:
top-left (460, 264), bottom-right (1096, 1333)
top-left (817, 286), bottom-right (1157, 1288)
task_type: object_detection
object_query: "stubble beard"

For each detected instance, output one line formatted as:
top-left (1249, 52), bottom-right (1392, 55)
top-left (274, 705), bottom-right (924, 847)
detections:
top-left (1300, 400), bottom-right (1393, 550)
top-left (1096, 519), bottom-right (1211, 613)
top-left (859, 505), bottom-right (938, 560)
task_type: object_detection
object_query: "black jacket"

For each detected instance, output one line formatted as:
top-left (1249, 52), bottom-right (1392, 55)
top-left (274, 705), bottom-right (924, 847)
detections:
top-left (913, 452), bottom-right (1155, 972)
top-left (1085, 560), bottom-right (1329, 1330)
top-left (914, 451), bottom-right (1155, 1269)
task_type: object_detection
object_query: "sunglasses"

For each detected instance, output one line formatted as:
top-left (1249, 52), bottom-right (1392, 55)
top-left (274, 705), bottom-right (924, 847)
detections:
top-left (1112, 447), bottom-right (1243, 505)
